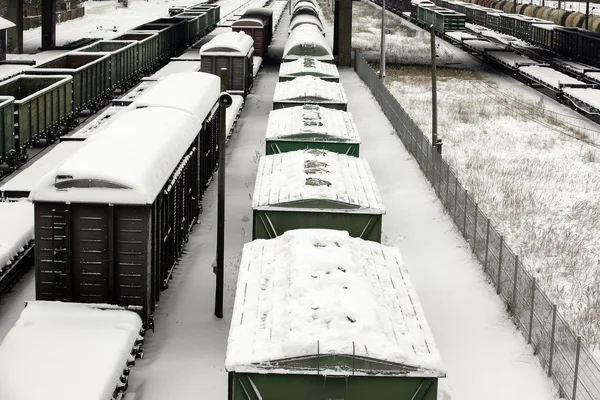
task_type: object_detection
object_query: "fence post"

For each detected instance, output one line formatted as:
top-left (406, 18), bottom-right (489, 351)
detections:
top-left (463, 190), bottom-right (468, 236)
top-left (438, 153), bottom-right (442, 195)
top-left (497, 235), bottom-right (504, 294)
top-left (528, 278), bottom-right (536, 344)
top-left (548, 304), bottom-right (557, 378)
top-left (572, 336), bottom-right (581, 400)
top-left (512, 255), bottom-right (519, 311)
top-left (445, 164), bottom-right (450, 206)
top-left (453, 178), bottom-right (458, 218)
top-left (473, 202), bottom-right (478, 250)
top-left (484, 218), bottom-right (490, 273)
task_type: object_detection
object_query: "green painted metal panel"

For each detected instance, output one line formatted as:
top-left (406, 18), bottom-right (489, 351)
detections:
top-left (265, 139), bottom-right (359, 156)
top-left (0, 97), bottom-right (14, 164)
top-left (231, 373), bottom-right (439, 400)
top-left (76, 41), bottom-right (139, 90)
top-left (252, 209), bottom-right (382, 242)
top-left (273, 101), bottom-right (347, 111)
top-left (113, 33), bottom-right (160, 74)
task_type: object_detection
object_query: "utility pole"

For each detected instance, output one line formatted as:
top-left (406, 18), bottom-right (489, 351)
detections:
top-left (215, 68), bottom-right (232, 319)
top-left (586, 0), bottom-right (590, 30)
top-left (380, 0), bottom-right (386, 82)
top-left (513, 0), bottom-right (517, 14)
top-left (430, 25), bottom-right (438, 151)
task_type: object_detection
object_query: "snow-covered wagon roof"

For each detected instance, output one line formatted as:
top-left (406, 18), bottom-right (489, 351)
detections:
top-left (132, 71), bottom-right (220, 119)
top-left (289, 14), bottom-right (324, 33)
top-left (278, 57), bottom-right (339, 80)
top-left (265, 104), bottom-right (360, 143)
top-left (226, 229), bottom-right (445, 377)
top-left (199, 31), bottom-right (254, 56)
top-left (0, 201), bottom-right (33, 268)
top-left (252, 149), bottom-right (384, 214)
top-left (0, 141), bottom-right (85, 199)
top-left (64, 105), bottom-right (128, 141)
top-left (283, 24), bottom-right (333, 62)
top-left (147, 59), bottom-right (201, 79)
top-left (29, 107), bottom-right (204, 205)
top-left (0, 301), bottom-right (142, 400)
top-left (273, 76), bottom-right (347, 106)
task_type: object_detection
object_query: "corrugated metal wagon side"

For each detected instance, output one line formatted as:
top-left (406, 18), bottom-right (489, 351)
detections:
top-left (74, 40), bottom-right (139, 91)
top-left (0, 75), bottom-right (73, 153)
top-left (28, 53), bottom-right (111, 113)
top-left (0, 96), bottom-right (15, 169)
top-left (112, 32), bottom-right (160, 75)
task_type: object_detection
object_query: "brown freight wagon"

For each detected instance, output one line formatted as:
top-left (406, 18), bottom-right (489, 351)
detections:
top-left (200, 31), bottom-right (254, 95)
top-left (30, 73), bottom-right (221, 326)
top-left (232, 8), bottom-right (273, 58)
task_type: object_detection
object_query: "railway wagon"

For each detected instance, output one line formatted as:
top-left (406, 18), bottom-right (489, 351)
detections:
top-left (200, 31), bottom-right (254, 95)
top-left (226, 230), bottom-right (445, 400)
top-left (0, 96), bottom-right (14, 169)
top-left (232, 8), bottom-right (274, 58)
top-left (288, 14), bottom-right (324, 34)
top-left (283, 24), bottom-right (334, 63)
top-left (0, 202), bottom-right (34, 295)
top-left (148, 18), bottom-right (190, 54)
top-left (30, 73), bottom-right (221, 325)
top-left (112, 32), bottom-right (160, 75)
top-left (0, 75), bottom-right (73, 159)
top-left (188, 4), bottom-right (220, 28)
top-left (273, 76), bottom-right (348, 111)
top-left (553, 27), bottom-right (580, 60)
top-left (74, 40), bottom-right (139, 91)
top-left (577, 31), bottom-right (600, 68)
top-left (174, 13), bottom-right (203, 45)
top-left (130, 22), bottom-right (182, 63)
top-left (292, 0), bottom-right (319, 17)
top-left (0, 301), bottom-right (144, 400)
top-left (28, 53), bottom-right (110, 113)
top-left (514, 16), bottom-right (552, 43)
top-left (61, 105), bottom-right (127, 142)
top-left (531, 23), bottom-right (556, 50)
top-left (265, 105), bottom-right (361, 155)
top-left (278, 57), bottom-right (340, 82)
top-left (252, 149), bottom-right (385, 242)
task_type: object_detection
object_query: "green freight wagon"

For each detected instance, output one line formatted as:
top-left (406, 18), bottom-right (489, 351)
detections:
top-left (0, 75), bottom-right (73, 154)
top-left (189, 5), bottom-right (220, 28)
top-left (531, 23), bottom-right (556, 50)
top-left (278, 57), bottom-right (340, 82)
top-left (252, 149), bottom-right (385, 242)
top-left (265, 105), bottom-right (360, 155)
top-left (0, 96), bottom-right (15, 169)
top-left (273, 76), bottom-right (348, 111)
top-left (432, 9), bottom-right (466, 33)
top-left (148, 18), bottom-right (189, 54)
top-left (226, 229), bottom-right (446, 400)
top-left (28, 53), bottom-right (110, 113)
top-left (174, 13), bottom-right (202, 44)
top-left (75, 40), bottom-right (139, 91)
top-left (130, 22), bottom-right (182, 63)
top-left (112, 32), bottom-right (160, 75)
top-left (514, 17), bottom-right (552, 43)
top-left (180, 11), bottom-right (209, 36)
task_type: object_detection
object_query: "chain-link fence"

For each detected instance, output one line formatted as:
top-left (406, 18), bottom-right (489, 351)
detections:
top-left (354, 50), bottom-right (600, 400)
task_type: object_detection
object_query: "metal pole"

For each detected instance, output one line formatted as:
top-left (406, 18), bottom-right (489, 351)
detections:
top-left (214, 68), bottom-right (228, 319)
top-left (473, 203), bottom-right (478, 249)
top-left (513, 0), bottom-right (517, 14)
top-left (512, 255), bottom-right (519, 310)
top-left (586, 1), bottom-right (590, 30)
top-left (380, 0), bottom-right (386, 82)
top-left (497, 235), bottom-right (504, 294)
top-left (430, 25), bottom-right (438, 150)
top-left (573, 336), bottom-right (582, 400)
top-left (484, 218), bottom-right (490, 273)
top-left (462, 190), bottom-right (468, 236)
top-left (548, 304), bottom-right (557, 377)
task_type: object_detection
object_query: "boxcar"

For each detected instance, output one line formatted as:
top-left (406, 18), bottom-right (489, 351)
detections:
top-left (200, 31), bottom-right (254, 94)
top-left (0, 75), bottom-right (73, 153)
top-left (252, 149), bottom-right (385, 241)
top-left (278, 57), bottom-right (340, 82)
top-left (232, 8), bottom-right (274, 58)
top-left (75, 40), bottom-right (139, 91)
top-left (283, 24), bottom-right (334, 63)
top-left (112, 32), bottom-right (160, 75)
top-left (0, 96), bottom-right (14, 168)
top-left (28, 53), bottom-right (110, 112)
top-left (30, 73), bottom-right (221, 325)
top-left (227, 230), bottom-right (445, 400)
top-left (265, 104), bottom-right (360, 155)
top-left (273, 76), bottom-right (348, 110)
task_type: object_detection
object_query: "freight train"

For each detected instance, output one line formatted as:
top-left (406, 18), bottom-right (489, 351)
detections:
top-left (0, 3), bottom-right (221, 177)
top-left (373, 0), bottom-right (600, 69)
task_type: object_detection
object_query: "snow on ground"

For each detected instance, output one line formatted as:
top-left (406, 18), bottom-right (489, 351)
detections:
top-left (0, 301), bottom-right (142, 400)
top-left (0, 202), bottom-right (34, 268)
top-left (339, 69), bottom-right (559, 400)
